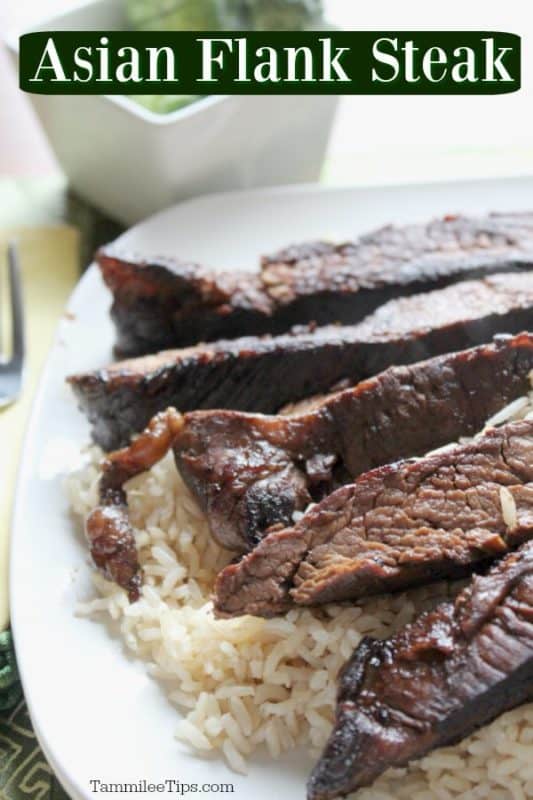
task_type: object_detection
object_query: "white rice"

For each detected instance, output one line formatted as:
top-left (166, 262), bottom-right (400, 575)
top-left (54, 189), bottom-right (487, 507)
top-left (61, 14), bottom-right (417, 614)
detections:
top-left (66, 377), bottom-right (533, 799)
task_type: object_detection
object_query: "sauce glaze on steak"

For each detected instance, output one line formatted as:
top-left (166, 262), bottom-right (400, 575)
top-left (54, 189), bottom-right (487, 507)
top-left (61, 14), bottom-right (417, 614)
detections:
top-left (214, 419), bottom-right (533, 617)
top-left (70, 271), bottom-right (533, 451)
top-left (100, 213), bottom-right (533, 356)
top-left (308, 538), bottom-right (533, 799)
top-left (176, 334), bottom-right (533, 550)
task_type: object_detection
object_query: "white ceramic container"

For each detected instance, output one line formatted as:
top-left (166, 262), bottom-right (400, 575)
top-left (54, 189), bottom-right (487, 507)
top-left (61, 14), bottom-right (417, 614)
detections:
top-left (6, 0), bottom-right (338, 224)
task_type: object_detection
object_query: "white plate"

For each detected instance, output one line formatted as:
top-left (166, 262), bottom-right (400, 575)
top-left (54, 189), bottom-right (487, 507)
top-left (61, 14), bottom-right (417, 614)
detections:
top-left (11, 177), bottom-right (533, 800)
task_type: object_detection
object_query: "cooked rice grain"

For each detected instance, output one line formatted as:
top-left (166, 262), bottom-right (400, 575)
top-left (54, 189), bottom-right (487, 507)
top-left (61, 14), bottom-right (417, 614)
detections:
top-left (68, 378), bottom-right (533, 798)
top-left (500, 486), bottom-right (518, 530)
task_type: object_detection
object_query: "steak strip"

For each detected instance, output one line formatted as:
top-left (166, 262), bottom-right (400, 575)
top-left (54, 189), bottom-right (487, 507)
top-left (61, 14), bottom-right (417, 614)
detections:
top-left (70, 271), bottom-right (533, 451)
top-left (308, 538), bottom-right (533, 799)
top-left (175, 334), bottom-right (533, 550)
top-left (85, 409), bottom-right (184, 601)
top-left (214, 419), bottom-right (533, 618)
top-left (83, 344), bottom-right (533, 600)
top-left (101, 212), bottom-right (533, 356)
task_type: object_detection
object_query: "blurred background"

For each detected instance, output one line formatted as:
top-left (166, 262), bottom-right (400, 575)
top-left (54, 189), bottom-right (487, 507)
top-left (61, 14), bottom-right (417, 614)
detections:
top-left (2, 0), bottom-right (532, 201)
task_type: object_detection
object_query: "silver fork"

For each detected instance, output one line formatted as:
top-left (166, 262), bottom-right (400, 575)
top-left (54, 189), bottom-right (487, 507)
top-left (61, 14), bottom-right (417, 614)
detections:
top-left (0, 243), bottom-right (25, 408)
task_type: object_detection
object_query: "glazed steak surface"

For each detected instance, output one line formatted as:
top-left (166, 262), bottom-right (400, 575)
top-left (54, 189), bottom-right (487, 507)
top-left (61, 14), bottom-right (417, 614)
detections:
top-left (101, 213), bottom-right (533, 356)
top-left (308, 539), bottom-right (533, 800)
top-left (99, 248), bottom-right (272, 357)
top-left (175, 334), bottom-right (533, 551)
top-left (70, 272), bottom-right (533, 451)
top-left (214, 419), bottom-right (533, 617)
top-left (80, 336), bottom-right (533, 597)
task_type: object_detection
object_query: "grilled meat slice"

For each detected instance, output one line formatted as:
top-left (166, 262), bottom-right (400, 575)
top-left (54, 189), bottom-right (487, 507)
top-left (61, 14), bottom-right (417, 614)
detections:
top-left (99, 249), bottom-right (274, 357)
top-left (308, 539), bottom-right (533, 799)
top-left (101, 212), bottom-right (533, 356)
top-left (82, 337), bottom-right (533, 596)
top-left (214, 419), bottom-right (533, 617)
top-left (176, 334), bottom-right (533, 551)
top-left (70, 271), bottom-right (533, 451)
top-left (85, 409), bottom-right (184, 600)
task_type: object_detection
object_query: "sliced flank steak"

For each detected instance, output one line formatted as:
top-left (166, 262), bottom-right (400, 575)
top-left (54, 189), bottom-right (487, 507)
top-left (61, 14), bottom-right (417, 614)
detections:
top-left (86, 368), bottom-right (533, 600)
top-left (70, 271), bottom-right (533, 451)
top-left (214, 419), bottom-right (533, 617)
top-left (308, 538), bottom-right (533, 799)
top-left (100, 212), bottom-right (533, 356)
top-left (85, 409), bottom-right (184, 602)
top-left (175, 334), bottom-right (533, 551)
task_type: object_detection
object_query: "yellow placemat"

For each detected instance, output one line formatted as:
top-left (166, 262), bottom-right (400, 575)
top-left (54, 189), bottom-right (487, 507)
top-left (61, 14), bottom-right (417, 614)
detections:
top-left (0, 226), bottom-right (79, 630)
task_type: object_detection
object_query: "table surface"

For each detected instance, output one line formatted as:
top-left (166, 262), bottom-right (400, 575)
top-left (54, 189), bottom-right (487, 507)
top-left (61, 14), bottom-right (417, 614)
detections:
top-left (0, 174), bottom-right (121, 800)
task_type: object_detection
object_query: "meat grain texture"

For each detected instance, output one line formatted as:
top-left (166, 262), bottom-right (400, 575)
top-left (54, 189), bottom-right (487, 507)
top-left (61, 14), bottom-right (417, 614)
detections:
top-left (100, 212), bottom-right (533, 356)
top-left (81, 337), bottom-right (533, 599)
top-left (309, 539), bottom-right (533, 799)
top-left (70, 271), bottom-right (533, 450)
top-left (175, 334), bottom-right (533, 551)
top-left (215, 420), bottom-right (533, 617)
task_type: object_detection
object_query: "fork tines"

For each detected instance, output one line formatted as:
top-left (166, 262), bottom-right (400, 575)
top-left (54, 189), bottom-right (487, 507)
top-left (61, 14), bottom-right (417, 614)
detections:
top-left (0, 243), bottom-right (25, 408)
